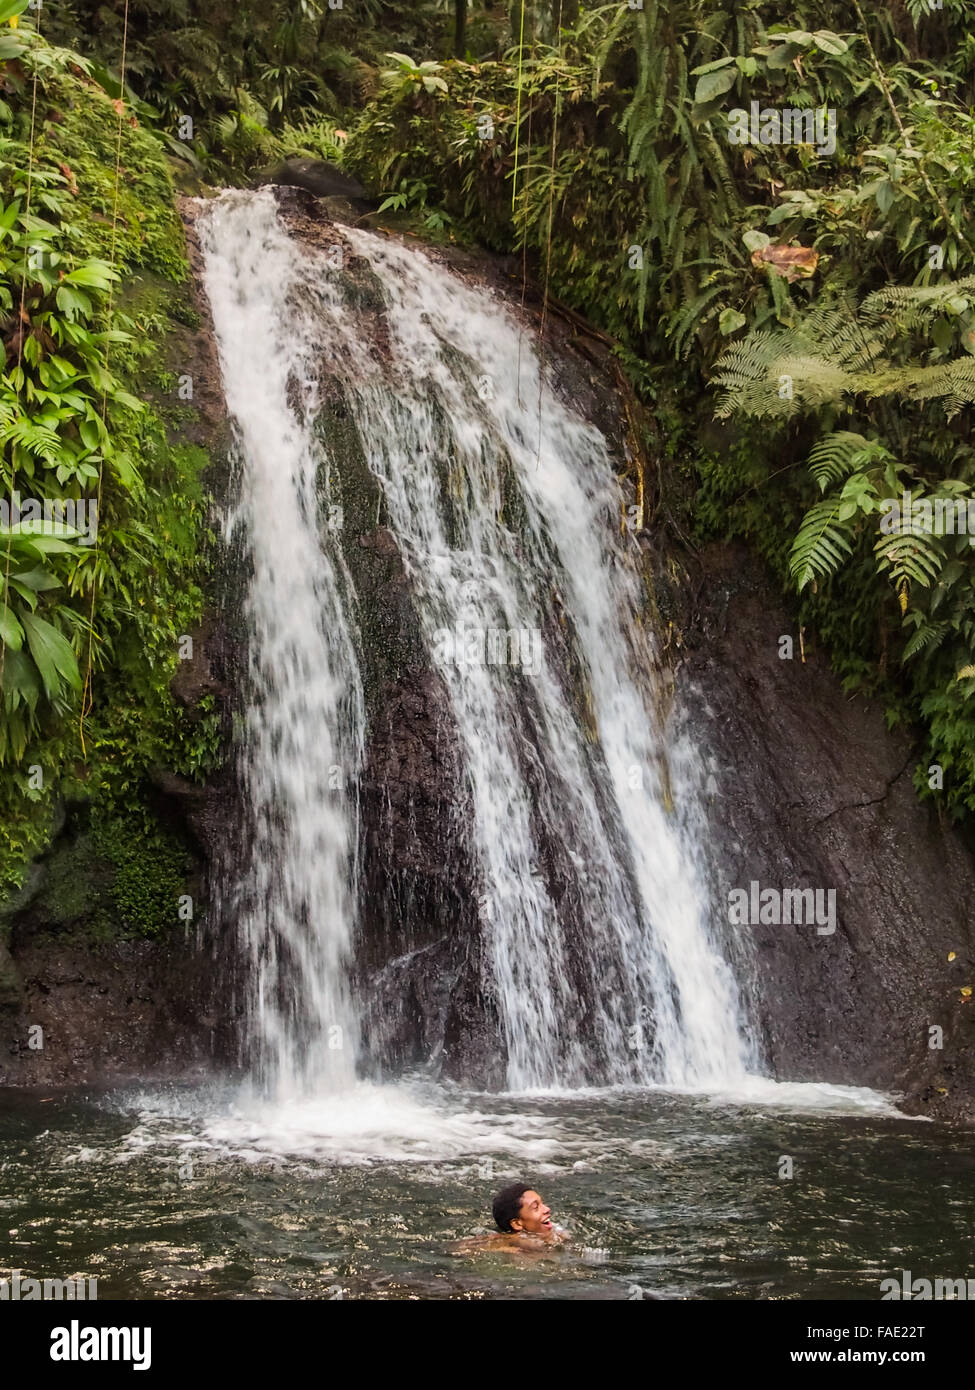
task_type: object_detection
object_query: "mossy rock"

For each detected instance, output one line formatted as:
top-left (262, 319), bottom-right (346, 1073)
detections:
top-left (8, 807), bottom-right (192, 944)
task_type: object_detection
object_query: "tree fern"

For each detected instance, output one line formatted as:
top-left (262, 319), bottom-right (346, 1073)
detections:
top-left (712, 280), bottom-right (975, 420)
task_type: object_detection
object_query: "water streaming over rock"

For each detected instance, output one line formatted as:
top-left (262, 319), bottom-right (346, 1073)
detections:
top-left (200, 188), bottom-right (755, 1095)
top-left (199, 192), bottom-right (364, 1097)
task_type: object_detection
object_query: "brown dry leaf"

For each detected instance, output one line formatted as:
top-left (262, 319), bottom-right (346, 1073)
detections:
top-left (58, 161), bottom-right (79, 196)
top-left (750, 244), bottom-right (819, 281)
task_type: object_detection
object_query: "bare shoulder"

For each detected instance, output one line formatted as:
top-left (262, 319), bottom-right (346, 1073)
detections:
top-left (448, 1231), bottom-right (567, 1258)
top-left (448, 1232), bottom-right (519, 1256)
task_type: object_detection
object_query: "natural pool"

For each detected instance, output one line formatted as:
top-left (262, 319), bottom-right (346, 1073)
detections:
top-left (1, 1079), bottom-right (969, 1301)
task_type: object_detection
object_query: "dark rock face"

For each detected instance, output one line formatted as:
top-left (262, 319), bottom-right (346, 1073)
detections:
top-left (354, 663), bottom-right (501, 1087)
top-left (259, 158), bottom-right (369, 206)
top-left (326, 437), bottom-right (503, 1085)
top-left (0, 932), bottom-right (216, 1086)
top-left (677, 542), bottom-right (975, 1122)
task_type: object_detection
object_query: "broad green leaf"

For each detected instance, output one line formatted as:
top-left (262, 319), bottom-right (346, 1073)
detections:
top-left (79, 418), bottom-right (101, 449)
top-left (875, 180), bottom-right (896, 215)
top-left (7, 579), bottom-right (37, 609)
top-left (742, 229), bottom-right (771, 253)
top-left (0, 0), bottom-right (28, 23)
top-left (21, 611), bottom-right (81, 697)
top-left (1, 647), bottom-right (41, 709)
top-left (719, 308), bottom-right (747, 335)
top-left (0, 601), bottom-right (23, 650)
top-left (55, 285), bottom-right (93, 319)
top-left (932, 319), bottom-right (953, 351)
top-left (62, 261), bottom-right (118, 290)
top-left (812, 30), bottom-right (849, 56)
top-left (767, 44), bottom-right (802, 70)
top-left (11, 564), bottom-right (60, 593)
top-left (690, 58), bottom-right (736, 77)
top-left (693, 66), bottom-right (737, 104)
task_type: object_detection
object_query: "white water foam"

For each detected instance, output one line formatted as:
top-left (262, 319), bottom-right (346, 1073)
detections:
top-left (199, 191), bottom-right (364, 1098)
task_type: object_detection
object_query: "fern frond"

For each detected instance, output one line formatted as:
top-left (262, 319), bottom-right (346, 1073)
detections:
top-left (712, 284), bottom-right (975, 420)
top-left (861, 277), bottom-right (975, 330)
top-left (902, 619), bottom-right (950, 661)
top-left (789, 498), bottom-right (856, 591)
top-left (874, 530), bottom-right (944, 587)
top-left (807, 431), bottom-right (885, 492)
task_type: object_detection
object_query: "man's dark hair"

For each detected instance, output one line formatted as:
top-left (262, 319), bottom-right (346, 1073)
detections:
top-left (492, 1182), bottom-right (531, 1233)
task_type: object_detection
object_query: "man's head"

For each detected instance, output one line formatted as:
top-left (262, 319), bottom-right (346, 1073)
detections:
top-left (492, 1182), bottom-right (553, 1235)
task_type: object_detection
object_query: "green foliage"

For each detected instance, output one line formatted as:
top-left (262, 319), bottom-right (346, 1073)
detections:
top-left (712, 281), bottom-right (975, 816)
top-left (0, 30), bottom-right (221, 895)
top-left (341, 3), bottom-right (975, 822)
top-left (88, 806), bottom-right (190, 940)
top-left (38, 0), bottom-right (494, 181)
top-left (712, 279), bottom-right (975, 420)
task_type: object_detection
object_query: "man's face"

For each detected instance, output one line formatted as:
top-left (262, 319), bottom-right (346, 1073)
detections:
top-left (512, 1189), bottom-right (553, 1235)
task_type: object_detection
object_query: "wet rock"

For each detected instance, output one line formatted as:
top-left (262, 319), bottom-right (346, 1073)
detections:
top-left (0, 932), bottom-right (217, 1085)
top-left (260, 157), bottom-right (368, 203)
top-left (0, 939), bottom-right (22, 1010)
top-left (675, 541), bottom-right (975, 1123)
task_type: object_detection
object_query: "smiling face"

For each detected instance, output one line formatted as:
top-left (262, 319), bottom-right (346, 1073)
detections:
top-left (511, 1189), bottom-right (553, 1236)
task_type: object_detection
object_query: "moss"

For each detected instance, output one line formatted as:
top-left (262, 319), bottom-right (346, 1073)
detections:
top-left (13, 807), bottom-right (191, 943)
top-left (35, 70), bottom-right (186, 281)
top-left (38, 835), bottom-right (104, 926)
top-left (89, 811), bottom-right (190, 941)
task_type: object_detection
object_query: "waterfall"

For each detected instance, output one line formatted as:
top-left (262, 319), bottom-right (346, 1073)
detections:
top-left (199, 192), bottom-right (364, 1097)
top-left (199, 188), bottom-right (755, 1096)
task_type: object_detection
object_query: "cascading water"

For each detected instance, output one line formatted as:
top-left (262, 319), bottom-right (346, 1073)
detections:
top-left (199, 192), bottom-right (364, 1098)
top-left (200, 187), bottom-right (755, 1097)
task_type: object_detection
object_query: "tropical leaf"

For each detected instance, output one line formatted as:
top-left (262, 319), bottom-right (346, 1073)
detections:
top-left (20, 611), bottom-right (81, 698)
top-left (789, 498), bottom-right (856, 590)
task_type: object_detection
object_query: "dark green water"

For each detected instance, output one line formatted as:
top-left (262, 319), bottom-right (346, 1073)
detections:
top-left (0, 1081), bottom-right (970, 1300)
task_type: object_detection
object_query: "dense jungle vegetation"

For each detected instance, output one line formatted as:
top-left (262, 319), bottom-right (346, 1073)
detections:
top-left (0, 0), bottom-right (974, 909)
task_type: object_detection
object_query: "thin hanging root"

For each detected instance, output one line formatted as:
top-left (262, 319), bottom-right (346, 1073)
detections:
top-left (79, 0), bottom-right (131, 757)
top-left (613, 360), bottom-right (649, 528)
top-left (511, 0), bottom-right (527, 212)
